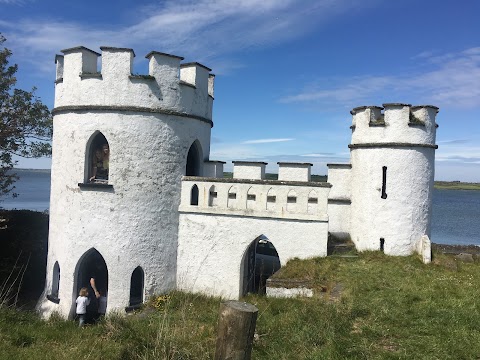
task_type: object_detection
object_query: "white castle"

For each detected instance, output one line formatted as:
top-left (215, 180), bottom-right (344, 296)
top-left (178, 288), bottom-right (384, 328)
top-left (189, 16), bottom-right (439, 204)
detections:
top-left (37, 46), bottom-right (438, 319)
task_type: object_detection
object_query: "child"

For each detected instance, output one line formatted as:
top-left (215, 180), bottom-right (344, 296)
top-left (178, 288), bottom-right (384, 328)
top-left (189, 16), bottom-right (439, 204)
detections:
top-left (76, 287), bottom-right (90, 327)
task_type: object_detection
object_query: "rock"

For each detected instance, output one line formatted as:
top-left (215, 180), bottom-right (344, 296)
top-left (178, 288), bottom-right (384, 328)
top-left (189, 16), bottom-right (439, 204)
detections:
top-left (455, 253), bottom-right (474, 263)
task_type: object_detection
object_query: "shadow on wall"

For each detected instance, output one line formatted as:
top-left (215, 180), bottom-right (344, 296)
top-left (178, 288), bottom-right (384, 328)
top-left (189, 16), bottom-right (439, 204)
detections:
top-left (0, 210), bottom-right (48, 308)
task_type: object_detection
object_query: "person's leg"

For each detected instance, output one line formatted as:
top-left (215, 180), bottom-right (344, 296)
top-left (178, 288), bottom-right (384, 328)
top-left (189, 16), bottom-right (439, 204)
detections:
top-left (78, 314), bottom-right (85, 327)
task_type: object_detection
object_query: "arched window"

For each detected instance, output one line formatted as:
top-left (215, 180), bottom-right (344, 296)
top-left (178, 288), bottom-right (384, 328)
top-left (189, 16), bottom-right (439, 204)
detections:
top-left (129, 266), bottom-right (144, 308)
top-left (86, 131), bottom-right (110, 184)
top-left (52, 261), bottom-right (60, 297)
top-left (47, 261), bottom-right (60, 303)
top-left (246, 187), bottom-right (256, 209)
top-left (190, 184), bottom-right (199, 206)
top-left (307, 190), bottom-right (318, 214)
top-left (208, 185), bottom-right (217, 206)
top-left (227, 186), bottom-right (238, 208)
top-left (286, 190), bottom-right (297, 212)
top-left (186, 140), bottom-right (203, 176)
top-left (266, 188), bottom-right (276, 211)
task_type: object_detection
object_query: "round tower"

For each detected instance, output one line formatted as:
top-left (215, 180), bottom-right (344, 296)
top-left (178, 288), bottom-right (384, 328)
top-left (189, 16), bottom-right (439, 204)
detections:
top-left (348, 103), bottom-right (438, 255)
top-left (37, 46), bottom-right (215, 318)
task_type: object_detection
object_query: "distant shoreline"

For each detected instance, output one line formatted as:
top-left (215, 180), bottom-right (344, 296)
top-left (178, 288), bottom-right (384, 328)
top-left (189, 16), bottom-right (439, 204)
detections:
top-left (11, 169), bottom-right (480, 190)
top-left (434, 181), bottom-right (480, 191)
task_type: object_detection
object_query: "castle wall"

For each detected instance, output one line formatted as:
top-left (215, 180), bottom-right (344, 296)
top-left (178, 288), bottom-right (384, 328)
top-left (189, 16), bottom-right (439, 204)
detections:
top-left (177, 214), bottom-right (328, 299)
top-left (176, 177), bottom-right (330, 298)
top-left (327, 164), bottom-right (352, 239)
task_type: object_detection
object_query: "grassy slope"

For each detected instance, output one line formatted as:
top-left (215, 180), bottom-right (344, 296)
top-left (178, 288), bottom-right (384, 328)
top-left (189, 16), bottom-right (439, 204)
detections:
top-left (2, 252), bottom-right (480, 359)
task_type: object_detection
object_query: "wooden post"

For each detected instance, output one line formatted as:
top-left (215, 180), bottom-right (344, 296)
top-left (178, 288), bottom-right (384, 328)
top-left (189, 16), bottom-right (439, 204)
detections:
top-left (214, 300), bottom-right (258, 360)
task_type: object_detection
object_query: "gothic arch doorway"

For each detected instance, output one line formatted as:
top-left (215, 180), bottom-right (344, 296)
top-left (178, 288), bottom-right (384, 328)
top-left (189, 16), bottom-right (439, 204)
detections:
top-left (74, 248), bottom-right (108, 323)
top-left (186, 140), bottom-right (202, 176)
top-left (242, 235), bottom-right (280, 296)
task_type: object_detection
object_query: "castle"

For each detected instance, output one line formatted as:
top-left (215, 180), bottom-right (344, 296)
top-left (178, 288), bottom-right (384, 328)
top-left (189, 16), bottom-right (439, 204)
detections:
top-left (36, 46), bottom-right (438, 318)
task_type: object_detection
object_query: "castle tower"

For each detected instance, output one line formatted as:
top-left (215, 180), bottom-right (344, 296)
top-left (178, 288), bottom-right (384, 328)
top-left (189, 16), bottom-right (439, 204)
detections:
top-left (348, 103), bottom-right (438, 255)
top-left (37, 46), bottom-right (214, 318)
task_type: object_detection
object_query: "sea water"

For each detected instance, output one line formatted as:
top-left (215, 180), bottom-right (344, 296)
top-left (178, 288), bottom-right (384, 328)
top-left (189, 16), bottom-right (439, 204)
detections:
top-left (1, 170), bottom-right (479, 246)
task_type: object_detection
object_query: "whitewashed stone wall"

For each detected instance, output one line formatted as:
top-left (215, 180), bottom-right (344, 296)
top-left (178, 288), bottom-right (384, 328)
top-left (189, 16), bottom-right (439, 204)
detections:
top-left (177, 178), bottom-right (330, 299)
top-left (349, 104), bottom-right (438, 255)
top-left (179, 178), bottom-right (330, 221)
top-left (37, 46), bottom-right (214, 319)
top-left (233, 162), bottom-right (266, 180)
top-left (327, 164), bottom-right (352, 239)
top-left (278, 162), bottom-right (312, 182)
top-left (54, 47), bottom-right (214, 120)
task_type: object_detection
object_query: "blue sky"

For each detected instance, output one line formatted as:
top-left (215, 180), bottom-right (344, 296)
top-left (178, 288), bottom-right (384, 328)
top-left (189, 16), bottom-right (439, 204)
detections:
top-left (1, 0), bottom-right (479, 181)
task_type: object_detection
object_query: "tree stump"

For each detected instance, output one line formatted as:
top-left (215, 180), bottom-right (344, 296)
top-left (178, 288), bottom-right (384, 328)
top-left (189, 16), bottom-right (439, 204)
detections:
top-left (214, 300), bottom-right (258, 360)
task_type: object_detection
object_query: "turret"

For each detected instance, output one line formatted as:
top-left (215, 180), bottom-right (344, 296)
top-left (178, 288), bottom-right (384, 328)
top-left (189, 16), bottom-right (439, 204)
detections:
top-left (348, 103), bottom-right (439, 256)
top-left (350, 103), bottom-right (438, 147)
top-left (54, 46), bottom-right (214, 122)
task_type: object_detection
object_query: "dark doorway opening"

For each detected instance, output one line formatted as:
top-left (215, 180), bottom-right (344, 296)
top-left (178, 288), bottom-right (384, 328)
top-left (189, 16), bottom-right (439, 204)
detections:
top-left (127, 266), bottom-right (144, 312)
top-left (242, 235), bottom-right (280, 296)
top-left (186, 141), bottom-right (202, 176)
top-left (75, 249), bottom-right (108, 324)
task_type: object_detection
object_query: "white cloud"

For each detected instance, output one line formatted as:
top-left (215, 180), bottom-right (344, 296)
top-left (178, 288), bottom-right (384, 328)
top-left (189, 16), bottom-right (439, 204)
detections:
top-left (2, 0), bottom-right (370, 76)
top-left (301, 153), bottom-right (335, 157)
top-left (242, 138), bottom-right (295, 144)
top-left (280, 47), bottom-right (480, 109)
top-left (0, 0), bottom-right (30, 4)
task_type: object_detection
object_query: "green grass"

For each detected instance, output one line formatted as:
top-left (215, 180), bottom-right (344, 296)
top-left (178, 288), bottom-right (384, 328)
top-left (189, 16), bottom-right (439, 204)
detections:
top-left (434, 181), bottom-right (480, 190)
top-left (2, 252), bottom-right (480, 359)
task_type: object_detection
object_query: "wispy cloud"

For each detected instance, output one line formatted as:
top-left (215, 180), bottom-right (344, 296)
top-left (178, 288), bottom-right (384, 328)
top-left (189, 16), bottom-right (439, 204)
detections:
top-left (301, 153), bottom-right (336, 157)
top-left (280, 47), bottom-right (480, 109)
top-left (438, 139), bottom-right (471, 145)
top-left (2, 0), bottom-right (370, 75)
top-left (242, 138), bottom-right (295, 144)
top-left (0, 0), bottom-right (30, 4)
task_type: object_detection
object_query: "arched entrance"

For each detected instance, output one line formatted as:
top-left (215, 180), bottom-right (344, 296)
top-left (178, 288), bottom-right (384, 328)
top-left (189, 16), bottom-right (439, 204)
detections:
top-left (186, 140), bottom-right (202, 176)
top-left (242, 235), bottom-right (281, 295)
top-left (75, 248), bottom-right (108, 323)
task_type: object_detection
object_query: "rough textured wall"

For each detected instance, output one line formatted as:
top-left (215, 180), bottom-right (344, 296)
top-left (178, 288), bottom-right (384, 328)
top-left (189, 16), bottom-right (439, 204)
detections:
top-left (327, 164), bottom-right (352, 238)
top-left (348, 104), bottom-right (437, 255)
top-left (278, 163), bottom-right (312, 182)
top-left (350, 147), bottom-right (435, 255)
top-left (176, 177), bottom-right (329, 298)
top-left (55, 47), bottom-right (214, 120)
top-left (177, 213), bottom-right (328, 299)
top-left (233, 162), bottom-right (266, 180)
top-left (180, 179), bottom-right (330, 221)
top-left (37, 111), bottom-right (211, 319)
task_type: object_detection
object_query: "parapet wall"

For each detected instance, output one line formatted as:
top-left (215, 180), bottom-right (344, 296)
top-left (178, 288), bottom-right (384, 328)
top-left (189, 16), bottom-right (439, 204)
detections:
top-left (179, 177), bottom-right (331, 221)
top-left (350, 103), bottom-right (438, 147)
top-left (54, 46), bottom-right (214, 122)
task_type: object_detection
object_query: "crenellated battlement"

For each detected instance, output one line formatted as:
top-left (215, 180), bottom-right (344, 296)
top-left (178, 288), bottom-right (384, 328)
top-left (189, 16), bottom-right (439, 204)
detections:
top-left (53, 46), bottom-right (214, 124)
top-left (349, 103), bottom-right (439, 148)
top-left (179, 177), bottom-right (330, 222)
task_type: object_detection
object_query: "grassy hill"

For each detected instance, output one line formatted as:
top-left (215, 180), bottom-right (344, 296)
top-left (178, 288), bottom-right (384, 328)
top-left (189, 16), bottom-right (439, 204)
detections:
top-left (2, 251), bottom-right (480, 359)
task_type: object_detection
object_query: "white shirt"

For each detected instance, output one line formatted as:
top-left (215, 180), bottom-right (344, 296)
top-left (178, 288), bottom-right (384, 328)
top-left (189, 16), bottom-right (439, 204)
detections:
top-left (76, 296), bottom-right (90, 314)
